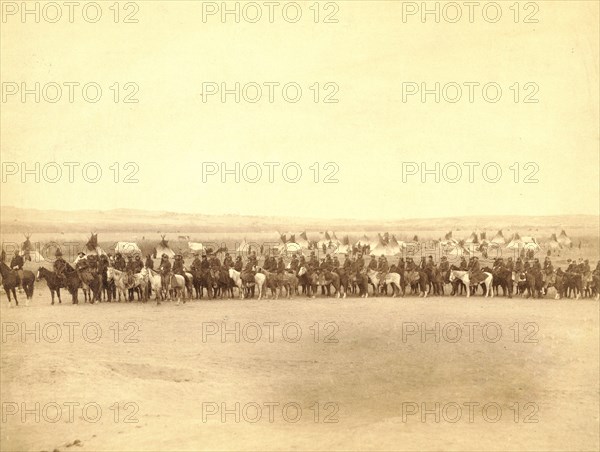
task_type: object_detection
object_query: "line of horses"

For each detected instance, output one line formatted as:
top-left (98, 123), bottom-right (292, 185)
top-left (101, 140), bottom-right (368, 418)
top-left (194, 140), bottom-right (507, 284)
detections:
top-left (2, 259), bottom-right (598, 307)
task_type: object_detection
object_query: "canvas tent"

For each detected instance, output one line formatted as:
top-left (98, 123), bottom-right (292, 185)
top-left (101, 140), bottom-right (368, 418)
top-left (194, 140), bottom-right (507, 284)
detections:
top-left (369, 237), bottom-right (390, 256)
top-left (115, 241), bottom-right (142, 257)
top-left (465, 231), bottom-right (480, 244)
top-left (355, 234), bottom-right (371, 247)
top-left (387, 235), bottom-right (405, 255)
top-left (188, 241), bottom-right (205, 253)
top-left (277, 242), bottom-right (302, 255)
top-left (296, 231), bottom-right (311, 249)
top-left (547, 234), bottom-right (561, 250)
top-left (334, 235), bottom-right (352, 254)
top-left (506, 233), bottom-right (523, 249)
top-left (557, 230), bottom-right (572, 247)
top-left (83, 233), bottom-right (106, 256)
top-left (491, 230), bottom-right (506, 246)
top-left (520, 236), bottom-right (540, 251)
top-left (156, 235), bottom-right (175, 257)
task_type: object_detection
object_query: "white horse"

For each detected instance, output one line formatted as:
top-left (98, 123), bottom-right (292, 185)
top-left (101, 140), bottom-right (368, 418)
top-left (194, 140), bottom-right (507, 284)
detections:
top-left (142, 267), bottom-right (165, 304)
top-left (367, 270), bottom-right (402, 297)
top-left (254, 272), bottom-right (266, 300)
top-left (449, 270), bottom-right (493, 298)
top-left (106, 267), bottom-right (132, 302)
top-left (228, 268), bottom-right (244, 299)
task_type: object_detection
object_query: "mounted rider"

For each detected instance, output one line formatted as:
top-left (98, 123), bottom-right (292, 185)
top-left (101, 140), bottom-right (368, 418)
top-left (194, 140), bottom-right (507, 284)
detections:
top-left (468, 256), bottom-right (485, 284)
top-left (124, 255), bottom-right (138, 286)
top-left (10, 250), bottom-right (24, 292)
top-left (290, 254), bottom-right (299, 273)
top-left (190, 253), bottom-right (202, 272)
top-left (145, 254), bottom-right (154, 270)
top-left (114, 252), bottom-right (126, 271)
top-left (158, 253), bottom-right (172, 287)
top-left (332, 256), bottom-right (340, 270)
top-left (367, 256), bottom-right (377, 271)
top-left (134, 255), bottom-right (143, 273)
top-left (377, 255), bottom-right (389, 285)
top-left (459, 257), bottom-right (468, 271)
top-left (223, 253), bottom-right (234, 268)
top-left (439, 256), bottom-right (449, 273)
top-left (209, 253), bottom-right (221, 270)
top-left (234, 255), bottom-right (243, 272)
top-left (200, 254), bottom-right (210, 270)
top-left (172, 254), bottom-right (189, 286)
top-left (355, 253), bottom-right (364, 272)
top-left (53, 249), bottom-right (68, 285)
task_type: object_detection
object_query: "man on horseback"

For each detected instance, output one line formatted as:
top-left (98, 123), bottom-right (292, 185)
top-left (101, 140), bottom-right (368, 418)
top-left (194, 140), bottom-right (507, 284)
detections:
top-left (10, 250), bottom-right (24, 292)
top-left (209, 253), bottom-right (221, 270)
top-left (114, 252), bottom-right (126, 271)
top-left (53, 249), bottom-right (67, 286)
top-left (459, 257), bottom-right (468, 270)
top-left (125, 255), bottom-right (137, 287)
top-left (145, 254), bottom-right (154, 270)
top-left (134, 255), bottom-right (143, 273)
top-left (468, 256), bottom-right (484, 285)
top-left (329, 255), bottom-right (338, 269)
top-left (201, 254), bottom-right (210, 270)
top-left (355, 253), bottom-right (364, 271)
top-left (299, 254), bottom-right (307, 270)
top-left (158, 253), bottom-right (172, 288)
top-left (290, 254), bottom-right (299, 273)
top-left (172, 254), bottom-right (190, 286)
top-left (223, 253), bottom-right (233, 269)
top-left (368, 256), bottom-right (377, 271)
top-left (234, 256), bottom-right (243, 272)
top-left (439, 256), bottom-right (449, 273)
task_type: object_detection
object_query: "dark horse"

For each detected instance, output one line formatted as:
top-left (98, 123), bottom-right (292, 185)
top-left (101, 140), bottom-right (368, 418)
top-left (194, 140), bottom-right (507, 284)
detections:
top-left (37, 267), bottom-right (64, 305)
top-left (1, 261), bottom-right (35, 306)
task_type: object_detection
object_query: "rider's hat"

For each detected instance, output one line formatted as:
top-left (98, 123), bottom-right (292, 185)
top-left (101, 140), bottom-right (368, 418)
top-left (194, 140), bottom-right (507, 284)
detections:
top-left (55, 249), bottom-right (63, 257)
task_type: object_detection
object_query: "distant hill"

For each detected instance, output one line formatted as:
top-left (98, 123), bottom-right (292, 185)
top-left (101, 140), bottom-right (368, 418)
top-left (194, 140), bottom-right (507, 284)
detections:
top-left (1, 205), bottom-right (598, 236)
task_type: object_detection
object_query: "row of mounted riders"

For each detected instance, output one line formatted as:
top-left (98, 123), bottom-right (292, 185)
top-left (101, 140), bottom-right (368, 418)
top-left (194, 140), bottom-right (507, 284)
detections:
top-left (2, 251), bottom-right (599, 306)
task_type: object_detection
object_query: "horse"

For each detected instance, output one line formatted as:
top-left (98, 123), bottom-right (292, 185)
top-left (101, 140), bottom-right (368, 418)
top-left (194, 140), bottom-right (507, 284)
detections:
top-left (262, 270), bottom-right (282, 299)
top-left (0, 261), bottom-right (35, 307)
top-left (563, 271), bottom-right (583, 299)
top-left (106, 267), bottom-right (136, 302)
top-left (428, 267), bottom-right (445, 296)
top-left (543, 270), bottom-right (564, 300)
top-left (315, 270), bottom-right (341, 298)
top-left (99, 259), bottom-right (115, 301)
top-left (253, 272), bottom-right (266, 300)
top-left (191, 268), bottom-right (214, 299)
top-left (355, 270), bottom-right (369, 297)
top-left (297, 266), bottom-right (315, 297)
top-left (280, 270), bottom-right (299, 298)
top-left (37, 267), bottom-right (65, 305)
top-left (524, 268), bottom-right (543, 299)
top-left (142, 267), bottom-right (165, 304)
top-left (211, 268), bottom-right (233, 299)
top-left (404, 270), bottom-right (429, 297)
top-left (367, 269), bottom-right (401, 297)
top-left (334, 268), bottom-right (353, 298)
top-left (449, 270), bottom-right (493, 298)
top-left (77, 268), bottom-right (102, 303)
top-left (166, 273), bottom-right (187, 304)
top-left (489, 266), bottom-right (513, 298)
top-left (228, 268), bottom-right (245, 299)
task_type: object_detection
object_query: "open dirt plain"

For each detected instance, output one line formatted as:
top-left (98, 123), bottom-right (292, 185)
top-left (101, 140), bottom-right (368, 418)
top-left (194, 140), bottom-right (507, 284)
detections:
top-left (1, 283), bottom-right (598, 452)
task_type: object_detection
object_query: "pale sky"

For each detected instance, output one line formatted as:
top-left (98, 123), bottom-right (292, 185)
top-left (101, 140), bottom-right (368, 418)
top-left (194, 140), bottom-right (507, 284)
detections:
top-left (1, 1), bottom-right (598, 220)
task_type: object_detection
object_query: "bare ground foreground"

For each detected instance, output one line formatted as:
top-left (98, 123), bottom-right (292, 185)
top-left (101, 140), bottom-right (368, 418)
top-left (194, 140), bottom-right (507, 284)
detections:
top-left (1, 290), bottom-right (598, 452)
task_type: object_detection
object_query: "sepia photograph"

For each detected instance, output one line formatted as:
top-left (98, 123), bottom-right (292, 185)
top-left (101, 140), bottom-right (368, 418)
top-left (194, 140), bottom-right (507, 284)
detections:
top-left (1, 1), bottom-right (599, 451)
